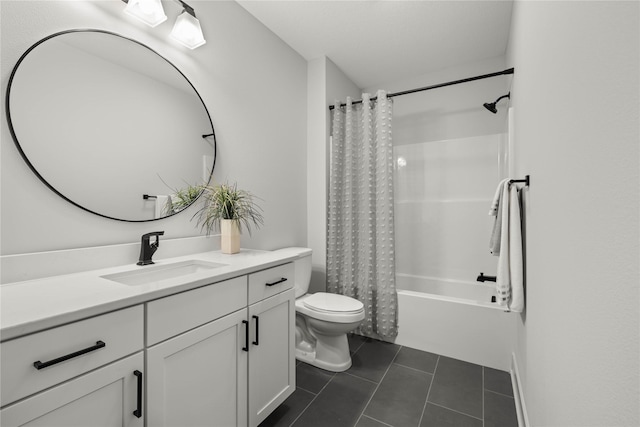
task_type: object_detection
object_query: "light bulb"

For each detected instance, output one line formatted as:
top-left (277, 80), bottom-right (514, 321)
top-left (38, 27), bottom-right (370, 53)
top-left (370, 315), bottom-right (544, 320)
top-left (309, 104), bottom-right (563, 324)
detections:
top-left (124, 0), bottom-right (167, 28)
top-left (170, 10), bottom-right (206, 49)
top-left (138, 0), bottom-right (155, 14)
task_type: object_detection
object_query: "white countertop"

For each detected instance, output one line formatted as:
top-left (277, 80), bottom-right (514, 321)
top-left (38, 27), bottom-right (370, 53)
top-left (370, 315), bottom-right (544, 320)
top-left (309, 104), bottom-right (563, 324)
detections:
top-left (0, 249), bottom-right (298, 342)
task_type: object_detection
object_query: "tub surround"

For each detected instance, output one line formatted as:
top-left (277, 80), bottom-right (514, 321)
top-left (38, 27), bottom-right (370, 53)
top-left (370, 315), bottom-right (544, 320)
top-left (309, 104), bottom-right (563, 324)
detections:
top-left (0, 247), bottom-right (298, 341)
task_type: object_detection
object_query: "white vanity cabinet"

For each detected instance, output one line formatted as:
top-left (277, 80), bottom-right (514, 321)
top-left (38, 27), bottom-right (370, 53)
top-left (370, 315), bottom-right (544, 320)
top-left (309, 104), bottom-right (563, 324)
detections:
top-left (0, 306), bottom-right (144, 427)
top-left (145, 276), bottom-right (249, 427)
top-left (145, 262), bottom-right (295, 427)
top-left (1, 353), bottom-right (144, 427)
top-left (247, 264), bottom-right (296, 427)
top-left (146, 309), bottom-right (249, 427)
top-left (0, 257), bottom-right (296, 427)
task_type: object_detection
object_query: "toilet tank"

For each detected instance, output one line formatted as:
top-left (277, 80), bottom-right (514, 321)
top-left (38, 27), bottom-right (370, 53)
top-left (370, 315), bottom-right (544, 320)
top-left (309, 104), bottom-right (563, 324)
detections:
top-left (275, 247), bottom-right (312, 298)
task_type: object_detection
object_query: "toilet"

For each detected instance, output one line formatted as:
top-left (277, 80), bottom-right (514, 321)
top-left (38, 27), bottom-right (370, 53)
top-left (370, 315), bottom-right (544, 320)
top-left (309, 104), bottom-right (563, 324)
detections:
top-left (277, 247), bottom-right (365, 372)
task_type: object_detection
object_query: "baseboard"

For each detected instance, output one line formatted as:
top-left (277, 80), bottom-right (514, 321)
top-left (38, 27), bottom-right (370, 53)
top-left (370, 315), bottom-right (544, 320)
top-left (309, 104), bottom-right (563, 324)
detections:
top-left (511, 352), bottom-right (530, 427)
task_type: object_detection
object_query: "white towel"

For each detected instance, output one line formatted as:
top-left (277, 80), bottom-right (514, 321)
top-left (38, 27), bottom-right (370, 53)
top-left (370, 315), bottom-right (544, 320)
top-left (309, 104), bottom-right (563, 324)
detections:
top-left (495, 184), bottom-right (524, 312)
top-left (154, 195), bottom-right (174, 218)
top-left (489, 178), bottom-right (510, 255)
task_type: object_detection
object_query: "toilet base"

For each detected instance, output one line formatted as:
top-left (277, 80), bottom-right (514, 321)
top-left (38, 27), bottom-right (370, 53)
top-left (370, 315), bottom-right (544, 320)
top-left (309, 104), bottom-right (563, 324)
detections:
top-left (295, 332), bottom-right (353, 372)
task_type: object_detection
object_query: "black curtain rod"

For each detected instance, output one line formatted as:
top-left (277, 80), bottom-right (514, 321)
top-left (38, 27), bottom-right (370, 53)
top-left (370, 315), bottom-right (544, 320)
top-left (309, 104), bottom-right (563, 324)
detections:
top-left (329, 68), bottom-right (514, 110)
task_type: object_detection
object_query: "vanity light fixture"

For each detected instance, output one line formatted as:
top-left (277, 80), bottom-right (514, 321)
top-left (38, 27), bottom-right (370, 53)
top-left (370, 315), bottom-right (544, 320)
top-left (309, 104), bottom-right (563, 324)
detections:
top-left (170, 1), bottom-right (206, 49)
top-left (123, 0), bottom-right (167, 28)
top-left (121, 0), bottom-right (206, 49)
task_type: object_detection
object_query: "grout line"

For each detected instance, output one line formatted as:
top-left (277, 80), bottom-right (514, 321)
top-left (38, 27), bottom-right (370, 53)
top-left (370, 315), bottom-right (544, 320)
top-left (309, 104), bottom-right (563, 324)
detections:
top-left (288, 372), bottom-right (336, 427)
top-left (287, 395), bottom-right (315, 427)
top-left (418, 354), bottom-right (439, 427)
top-left (342, 370), bottom-right (380, 385)
top-left (295, 385), bottom-right (318, 396)
top-left (349, 334), bottom-right (367, 355)
top-left (392, 361), bottom-right (436, 375)
top-left (427, 401), bottom-right (484, 422)
top-left (353, 344), bottom-right (403, 427)
top-left (482, 366), bottom-right (485, 427)
top-left (360, 414), bottom-right (395, 427)
top-left (484, 389), bottom-right (516, 399)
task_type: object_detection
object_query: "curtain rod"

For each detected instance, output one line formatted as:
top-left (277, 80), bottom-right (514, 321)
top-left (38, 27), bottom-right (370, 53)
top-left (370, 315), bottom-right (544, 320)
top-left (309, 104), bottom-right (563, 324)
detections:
top-left (328, 68), bottom-right (514, 110)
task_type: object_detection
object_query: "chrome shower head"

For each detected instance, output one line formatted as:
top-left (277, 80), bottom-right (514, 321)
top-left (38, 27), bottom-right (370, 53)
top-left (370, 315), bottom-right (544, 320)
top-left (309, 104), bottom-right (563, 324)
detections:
top-left (483, 93), bottom-right (510, 114)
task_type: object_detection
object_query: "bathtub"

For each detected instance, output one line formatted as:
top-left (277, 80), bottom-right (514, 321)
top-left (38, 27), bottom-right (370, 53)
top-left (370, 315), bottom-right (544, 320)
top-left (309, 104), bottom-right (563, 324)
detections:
top-left (394, 274), bottom-right (517, 371)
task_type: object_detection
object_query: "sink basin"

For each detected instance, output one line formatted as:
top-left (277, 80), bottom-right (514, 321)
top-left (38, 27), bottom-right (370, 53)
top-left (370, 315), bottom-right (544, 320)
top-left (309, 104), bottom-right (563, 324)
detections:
top-left (101, 260), bottom-right (227, 286)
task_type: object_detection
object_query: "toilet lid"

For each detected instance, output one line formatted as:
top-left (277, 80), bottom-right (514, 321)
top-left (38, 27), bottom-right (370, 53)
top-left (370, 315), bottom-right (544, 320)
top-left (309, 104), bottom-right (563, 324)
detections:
top-left (303, 293), bottom-right (364, 313)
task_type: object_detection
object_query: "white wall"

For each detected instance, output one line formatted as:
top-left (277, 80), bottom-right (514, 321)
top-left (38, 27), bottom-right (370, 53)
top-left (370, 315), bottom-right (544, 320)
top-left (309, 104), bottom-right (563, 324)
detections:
top-left (0, 1), bottom-right (307, 257)
top-left (306, 56), bottom-right (360, 294)
top-left (507, 1), bottom-right (639, 425)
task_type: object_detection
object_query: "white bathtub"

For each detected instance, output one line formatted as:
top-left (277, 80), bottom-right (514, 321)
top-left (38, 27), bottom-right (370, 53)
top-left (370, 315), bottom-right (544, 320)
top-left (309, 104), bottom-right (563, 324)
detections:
top-left (394, 274), bottom-right (517, 371)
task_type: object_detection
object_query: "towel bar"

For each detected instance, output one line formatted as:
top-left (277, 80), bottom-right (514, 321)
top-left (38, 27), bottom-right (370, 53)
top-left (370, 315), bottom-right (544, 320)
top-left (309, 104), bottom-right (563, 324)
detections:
top-left (509, 175), bottom-right (530, 187)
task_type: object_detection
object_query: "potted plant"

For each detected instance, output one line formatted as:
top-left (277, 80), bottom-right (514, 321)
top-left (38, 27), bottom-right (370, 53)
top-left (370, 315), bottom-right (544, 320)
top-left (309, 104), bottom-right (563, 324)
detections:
top-left (193, 181), bottom-right (264, 254)
top-left (161, 183), bottom-right (203, 216)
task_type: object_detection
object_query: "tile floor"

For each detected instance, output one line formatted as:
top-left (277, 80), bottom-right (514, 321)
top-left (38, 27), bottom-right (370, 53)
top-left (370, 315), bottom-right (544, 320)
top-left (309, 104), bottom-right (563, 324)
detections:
top-left (260, 335), bottom-right (518, 427)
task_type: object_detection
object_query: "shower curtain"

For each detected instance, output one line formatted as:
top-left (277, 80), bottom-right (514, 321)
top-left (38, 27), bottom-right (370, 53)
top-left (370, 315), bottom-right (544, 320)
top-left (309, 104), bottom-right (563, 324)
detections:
top-left (327, 90), bottom-right (398, 341)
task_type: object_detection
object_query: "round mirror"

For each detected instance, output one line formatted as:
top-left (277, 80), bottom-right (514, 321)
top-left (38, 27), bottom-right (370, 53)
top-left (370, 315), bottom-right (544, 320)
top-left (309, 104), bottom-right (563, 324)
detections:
top-left (6, 29), bottom-right (216, 222)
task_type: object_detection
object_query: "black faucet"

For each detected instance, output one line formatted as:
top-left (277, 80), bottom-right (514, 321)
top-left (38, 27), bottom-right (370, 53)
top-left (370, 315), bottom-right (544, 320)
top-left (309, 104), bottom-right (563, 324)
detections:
top-left (477, 272), bottom-right (497, 283)
top-left (137, 231), bottom-right (165, 266)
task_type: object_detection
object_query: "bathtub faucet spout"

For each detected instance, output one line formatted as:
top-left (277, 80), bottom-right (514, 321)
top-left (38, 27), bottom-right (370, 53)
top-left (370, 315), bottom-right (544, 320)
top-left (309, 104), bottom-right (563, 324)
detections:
top-left (477, 272), bottom-right (496, 283)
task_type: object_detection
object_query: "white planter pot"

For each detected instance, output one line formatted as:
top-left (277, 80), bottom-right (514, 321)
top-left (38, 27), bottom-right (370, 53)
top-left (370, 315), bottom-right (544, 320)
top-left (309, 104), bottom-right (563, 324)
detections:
top-left (220, 219), bottom-right (240, 254)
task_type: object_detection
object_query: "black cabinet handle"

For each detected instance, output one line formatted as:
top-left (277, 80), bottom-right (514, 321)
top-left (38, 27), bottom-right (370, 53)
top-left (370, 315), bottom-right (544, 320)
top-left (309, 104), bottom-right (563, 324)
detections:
top-left (242, 320), bottom-right (249, 352)
top-left (252, 315), bottom-right (259, 346)
top-left (33, 340), bottom-right (106, 370)
top-left (133, 370), bottom-right (143, 418)
top-left (265, 277), bottom-right (287, 287)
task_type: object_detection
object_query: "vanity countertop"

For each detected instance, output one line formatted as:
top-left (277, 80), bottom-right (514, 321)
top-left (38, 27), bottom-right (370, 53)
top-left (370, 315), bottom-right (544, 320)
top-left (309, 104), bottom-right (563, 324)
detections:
top-left (0, 249), bottom-right (298, 342)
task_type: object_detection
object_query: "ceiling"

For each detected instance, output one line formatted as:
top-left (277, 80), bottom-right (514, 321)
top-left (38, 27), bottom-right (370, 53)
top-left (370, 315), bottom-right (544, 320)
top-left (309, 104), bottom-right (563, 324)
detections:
top-left (236, 0), bottom-right (514, 89)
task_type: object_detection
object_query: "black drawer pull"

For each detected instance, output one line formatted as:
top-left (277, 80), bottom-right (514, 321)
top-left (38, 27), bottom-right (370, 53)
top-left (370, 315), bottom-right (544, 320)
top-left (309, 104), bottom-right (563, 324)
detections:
top-left (133, 370), bottom-right (143, 418)
top-left (265, 277), bottom-right (287, 287)
top-left (252, 315), bottom-right (259, 346)
top-left (33, 340), bottom-right (106, 370)
top-left (242, 320), bottom-right (249, 352)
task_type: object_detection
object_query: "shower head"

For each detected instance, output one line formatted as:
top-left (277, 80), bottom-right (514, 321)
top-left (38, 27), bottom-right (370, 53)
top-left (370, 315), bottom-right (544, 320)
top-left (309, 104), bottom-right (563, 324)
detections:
top-left (483, 93), bottom-right (510, 114)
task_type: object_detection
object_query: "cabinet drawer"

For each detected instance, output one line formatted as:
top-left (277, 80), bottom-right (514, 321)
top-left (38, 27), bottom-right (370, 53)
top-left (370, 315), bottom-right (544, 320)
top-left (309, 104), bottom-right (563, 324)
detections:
top-left (0, 305), bottom-right (143, 407)
top-left (146, 276), bottom-right (247, 346)
top-left (248, 263), bottom-right (294, 305)
top-left (1, 352), bottom-right (143, 427)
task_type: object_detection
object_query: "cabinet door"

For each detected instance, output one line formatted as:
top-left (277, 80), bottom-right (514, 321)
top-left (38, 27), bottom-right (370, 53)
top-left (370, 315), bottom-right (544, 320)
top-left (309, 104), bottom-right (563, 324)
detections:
top-left (248, 288), bottom-right (295, 427)
top-left (147, 308), bottom-right (248, 427)
top-left (0, 352), bottom-right (143, 427)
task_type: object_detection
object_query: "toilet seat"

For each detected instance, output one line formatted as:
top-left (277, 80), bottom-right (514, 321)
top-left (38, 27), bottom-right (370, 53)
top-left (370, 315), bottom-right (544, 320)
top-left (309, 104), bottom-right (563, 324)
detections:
top-left (296, 293), bottom-right (365, 323)
top-left (303, 292), bottom-right (364, 313)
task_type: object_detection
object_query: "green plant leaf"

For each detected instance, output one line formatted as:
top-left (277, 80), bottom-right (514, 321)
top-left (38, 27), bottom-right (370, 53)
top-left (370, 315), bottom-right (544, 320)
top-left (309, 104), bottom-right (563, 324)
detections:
top-left (192, 181), bottom-right (264, 236)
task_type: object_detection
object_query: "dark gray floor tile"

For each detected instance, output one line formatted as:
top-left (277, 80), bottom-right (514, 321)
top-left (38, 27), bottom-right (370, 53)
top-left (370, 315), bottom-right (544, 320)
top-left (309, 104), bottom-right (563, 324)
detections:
top-left (259, 388), bottom-right (315, 427)
top-left (393, 347), bottom-right (439, 373)
top-left (355, 415), bottom-right (392, 427)
top-left (364, 364), bottom-right (432, 427)
top-left (484, 367), bottom-right (513, 397)
top-left (420, 403), bottom-right (483, 427)
top-left (348, 339), bottom-right (401, 383)
top-left (292, 373), bottom-right (377, 427)
top-left (296, 362), bottom-right (335, 394)
top-left (484, 390), bottom-right (518, 427)
top-left (348, 333), bottom-right (369, 354)
top-left (427, 356), bottom-right (483, 418)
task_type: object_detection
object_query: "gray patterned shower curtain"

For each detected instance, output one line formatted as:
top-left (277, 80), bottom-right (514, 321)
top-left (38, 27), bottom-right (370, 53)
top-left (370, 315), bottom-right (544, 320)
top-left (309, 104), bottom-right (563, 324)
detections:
top-left (327, 90), bottom-right (398, 341)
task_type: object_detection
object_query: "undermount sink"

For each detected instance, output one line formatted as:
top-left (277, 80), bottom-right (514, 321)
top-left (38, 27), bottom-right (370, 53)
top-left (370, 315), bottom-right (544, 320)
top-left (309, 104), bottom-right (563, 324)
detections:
top-left (101, 260), bottom-right (227, 286)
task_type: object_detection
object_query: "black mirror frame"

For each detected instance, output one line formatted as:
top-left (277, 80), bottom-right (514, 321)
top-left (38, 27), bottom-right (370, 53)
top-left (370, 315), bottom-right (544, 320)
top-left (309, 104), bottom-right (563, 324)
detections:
top-left (5, 29), bottom-right (217, 222)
